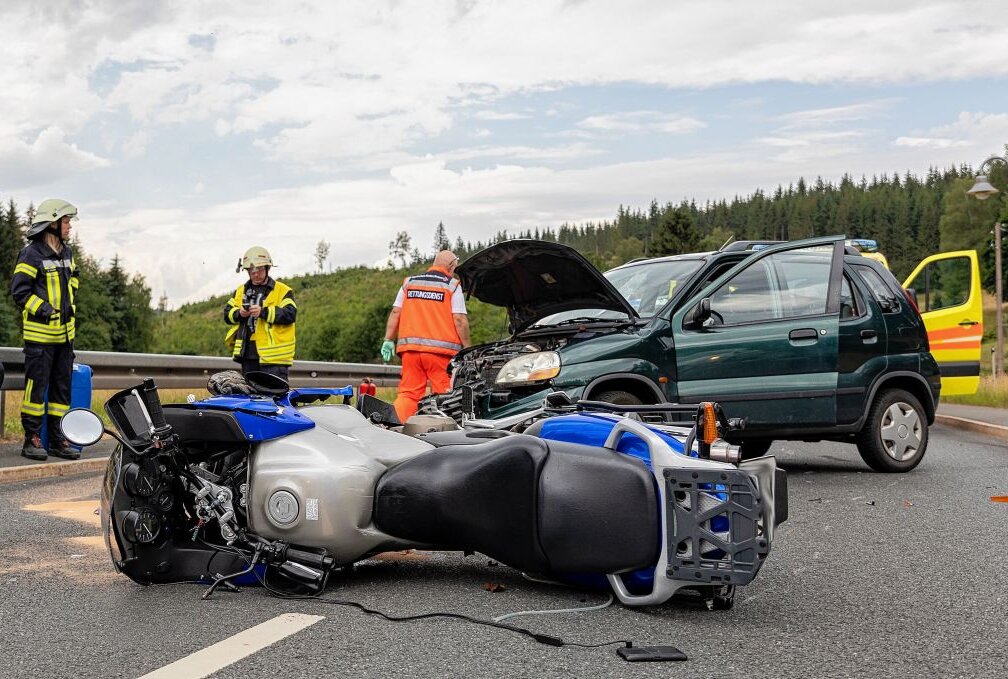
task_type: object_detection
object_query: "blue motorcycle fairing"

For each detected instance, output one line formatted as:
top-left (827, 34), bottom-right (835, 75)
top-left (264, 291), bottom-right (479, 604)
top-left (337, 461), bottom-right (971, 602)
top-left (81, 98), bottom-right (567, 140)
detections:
top-left (187, 386), bottom-right (354, 442)
top-left (532, 412), bottom-right (696, 468)
top-left (288, 386), bottom-right (356, 402)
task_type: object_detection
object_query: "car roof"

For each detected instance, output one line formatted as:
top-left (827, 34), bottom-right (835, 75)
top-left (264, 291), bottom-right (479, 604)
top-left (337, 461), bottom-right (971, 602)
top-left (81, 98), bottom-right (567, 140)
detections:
top-left (608, 251), bottom-right (717, 271)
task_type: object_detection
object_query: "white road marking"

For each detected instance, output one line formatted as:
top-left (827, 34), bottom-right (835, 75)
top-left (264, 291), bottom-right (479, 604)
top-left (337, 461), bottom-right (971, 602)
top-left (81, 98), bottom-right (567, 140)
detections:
top-left (137, 613), bottom-right (324, 679)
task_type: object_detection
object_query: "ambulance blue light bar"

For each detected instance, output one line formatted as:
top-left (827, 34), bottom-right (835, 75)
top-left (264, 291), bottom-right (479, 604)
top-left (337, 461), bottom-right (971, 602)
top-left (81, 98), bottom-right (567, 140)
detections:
top-left (848, 238), bottom-right (879, 252)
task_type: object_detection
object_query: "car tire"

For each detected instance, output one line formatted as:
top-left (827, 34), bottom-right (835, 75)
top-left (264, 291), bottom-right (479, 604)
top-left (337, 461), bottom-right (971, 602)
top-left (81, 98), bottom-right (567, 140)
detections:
top-left (856, 389), bottom-right (928, 473)
top-left (593, 389), bottom-right (644, 406)
top-left (739, 439), bottom-right (773, 459)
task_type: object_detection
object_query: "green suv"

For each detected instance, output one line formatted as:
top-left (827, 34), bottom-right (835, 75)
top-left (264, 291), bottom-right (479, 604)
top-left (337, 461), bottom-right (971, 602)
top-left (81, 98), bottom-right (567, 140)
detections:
top-left (435, 236), bottom-right (941, 472)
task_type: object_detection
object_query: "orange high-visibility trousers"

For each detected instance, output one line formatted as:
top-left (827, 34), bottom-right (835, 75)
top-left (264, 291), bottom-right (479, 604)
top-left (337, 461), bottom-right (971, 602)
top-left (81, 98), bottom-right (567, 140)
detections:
top-left (393, 351), bottom-right (453, 423)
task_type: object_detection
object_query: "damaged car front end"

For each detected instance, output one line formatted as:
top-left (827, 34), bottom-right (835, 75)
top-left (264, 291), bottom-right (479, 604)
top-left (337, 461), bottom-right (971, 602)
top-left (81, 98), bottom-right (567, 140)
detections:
top-left (422, 239), bottom-right (702, 425)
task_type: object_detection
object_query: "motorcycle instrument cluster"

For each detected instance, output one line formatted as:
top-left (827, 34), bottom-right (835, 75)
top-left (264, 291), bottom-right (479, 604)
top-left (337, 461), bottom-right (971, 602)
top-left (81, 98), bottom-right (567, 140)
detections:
top-left (121, 509), bottom-right (161, 544)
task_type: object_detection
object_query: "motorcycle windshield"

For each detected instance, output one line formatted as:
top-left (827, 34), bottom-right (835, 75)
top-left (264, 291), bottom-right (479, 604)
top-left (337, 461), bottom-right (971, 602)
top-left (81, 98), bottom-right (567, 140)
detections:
top-left (99, 446), bottom-right (124, 569)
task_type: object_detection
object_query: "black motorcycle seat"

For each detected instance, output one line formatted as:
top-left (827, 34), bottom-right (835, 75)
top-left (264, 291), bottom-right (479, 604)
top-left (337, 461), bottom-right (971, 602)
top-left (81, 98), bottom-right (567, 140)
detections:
top-left (374, 434), bottom-right (659, 574)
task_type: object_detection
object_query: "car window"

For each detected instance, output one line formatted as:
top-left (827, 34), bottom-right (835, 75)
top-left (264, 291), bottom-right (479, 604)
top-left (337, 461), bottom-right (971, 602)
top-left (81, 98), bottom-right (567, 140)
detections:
top-left (692, 258), bottom-right (745, 295)
top-left (839, 275), bottom-right (862, 320)
top-left (606, 259), bottom-right (705, 316)
top-left (852, 264), bottom-right (901, 311)
top-left (707, 245), bottom-right (833, 325)
top-left (534, 258), bottom-right (704, 325)
top-left (905, 256), bottom-right (970, 312)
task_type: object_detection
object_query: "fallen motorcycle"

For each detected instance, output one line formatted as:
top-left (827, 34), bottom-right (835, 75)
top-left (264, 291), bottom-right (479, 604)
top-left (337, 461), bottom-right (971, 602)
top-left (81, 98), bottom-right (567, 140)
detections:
top-left (64, 373), bottom-right (787, 610)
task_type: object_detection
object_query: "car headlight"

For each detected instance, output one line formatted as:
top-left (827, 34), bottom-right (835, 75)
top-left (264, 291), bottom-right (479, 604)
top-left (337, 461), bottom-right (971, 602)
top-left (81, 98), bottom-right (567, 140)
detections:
top-left (495, 352), bottom-right (561, 386)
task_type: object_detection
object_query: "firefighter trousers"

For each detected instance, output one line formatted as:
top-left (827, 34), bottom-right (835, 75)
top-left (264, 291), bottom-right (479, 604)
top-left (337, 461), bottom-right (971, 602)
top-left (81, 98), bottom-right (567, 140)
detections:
top-left (21, 342), bottom-right (74, 443)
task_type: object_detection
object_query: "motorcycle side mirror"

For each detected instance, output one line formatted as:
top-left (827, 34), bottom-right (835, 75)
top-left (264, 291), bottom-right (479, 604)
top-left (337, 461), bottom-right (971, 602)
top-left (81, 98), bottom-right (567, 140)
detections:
top-left (685, 297), bottom-right (712, 328)
top-left (60, 409), bottom-right (105, 447)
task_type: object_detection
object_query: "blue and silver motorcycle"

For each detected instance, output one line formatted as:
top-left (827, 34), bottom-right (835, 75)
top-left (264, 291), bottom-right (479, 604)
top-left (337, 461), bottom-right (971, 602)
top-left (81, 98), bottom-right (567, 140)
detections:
top-left (63, 373), bottom-right (787, 610)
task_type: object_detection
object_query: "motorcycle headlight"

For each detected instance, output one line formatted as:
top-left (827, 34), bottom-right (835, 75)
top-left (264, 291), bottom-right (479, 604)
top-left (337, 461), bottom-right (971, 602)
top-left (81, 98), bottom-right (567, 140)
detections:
top-left (495, 351), bottom-right (561, 386)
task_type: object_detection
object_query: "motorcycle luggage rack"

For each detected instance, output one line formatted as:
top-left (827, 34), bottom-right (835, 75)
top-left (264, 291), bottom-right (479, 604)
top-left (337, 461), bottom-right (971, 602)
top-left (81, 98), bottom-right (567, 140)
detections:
top-left (572, 399), bottom-right (745, 431)
top-left (663, 467), bottom-right (769, 586)
top-left (601, 418), bottom-right (770, 607)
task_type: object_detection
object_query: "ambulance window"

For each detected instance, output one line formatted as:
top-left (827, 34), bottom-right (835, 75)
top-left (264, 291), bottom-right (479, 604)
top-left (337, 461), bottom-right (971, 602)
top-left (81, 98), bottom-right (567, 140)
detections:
top-left (905, 257), bottom-right (970, 312)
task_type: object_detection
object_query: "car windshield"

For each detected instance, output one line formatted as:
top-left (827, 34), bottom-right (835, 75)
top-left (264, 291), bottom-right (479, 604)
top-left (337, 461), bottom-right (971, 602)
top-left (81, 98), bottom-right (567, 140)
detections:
top-left (534, 258), bottom-right (705, 325)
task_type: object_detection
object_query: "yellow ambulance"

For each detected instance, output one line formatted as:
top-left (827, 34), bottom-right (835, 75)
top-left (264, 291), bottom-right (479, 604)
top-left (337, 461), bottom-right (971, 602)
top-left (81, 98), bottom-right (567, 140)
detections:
top-left (849, 240), bottom-right (983, 396)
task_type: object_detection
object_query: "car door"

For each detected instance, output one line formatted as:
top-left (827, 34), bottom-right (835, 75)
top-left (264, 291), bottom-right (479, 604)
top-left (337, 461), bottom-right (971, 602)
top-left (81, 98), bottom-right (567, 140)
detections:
top-left (671, 237), bottom-right (844, 432)
top-left (902, 250), bottom-right (982, 396)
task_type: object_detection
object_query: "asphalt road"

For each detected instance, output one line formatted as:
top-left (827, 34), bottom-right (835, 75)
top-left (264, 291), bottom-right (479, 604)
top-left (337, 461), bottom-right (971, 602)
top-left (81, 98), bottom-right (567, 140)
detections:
top-left (0, 423), bottom-right (1005, 679)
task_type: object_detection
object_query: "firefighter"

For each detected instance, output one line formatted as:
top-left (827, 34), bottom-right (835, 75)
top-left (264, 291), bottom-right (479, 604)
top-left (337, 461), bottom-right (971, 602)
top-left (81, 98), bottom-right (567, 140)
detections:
top-left (11, 199), bottom-right (81, 461)
top-left (224, 247), bottom-right (297, 381)
top-left (381, 249), bottom-right (471, 422)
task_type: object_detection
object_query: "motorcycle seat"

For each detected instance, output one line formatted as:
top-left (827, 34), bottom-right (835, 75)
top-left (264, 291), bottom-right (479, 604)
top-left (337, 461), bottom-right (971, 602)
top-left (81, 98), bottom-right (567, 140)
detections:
top-left (373, 434), bottom-right (659, 575)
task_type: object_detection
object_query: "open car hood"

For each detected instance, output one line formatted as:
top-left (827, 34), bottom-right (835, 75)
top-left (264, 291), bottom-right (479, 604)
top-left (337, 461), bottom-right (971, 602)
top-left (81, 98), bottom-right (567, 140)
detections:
top-left (455, 239), bottom-right (639, 333)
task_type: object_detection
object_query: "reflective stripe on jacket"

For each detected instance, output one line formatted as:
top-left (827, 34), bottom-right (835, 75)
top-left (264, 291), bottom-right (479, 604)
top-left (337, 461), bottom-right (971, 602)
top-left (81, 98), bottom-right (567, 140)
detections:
top-left (223, 279), bottom-right (297, 365)
top-left (10, 241), bottom-right (78, 345)
top-left (396, 267), bottom-right (463, 357)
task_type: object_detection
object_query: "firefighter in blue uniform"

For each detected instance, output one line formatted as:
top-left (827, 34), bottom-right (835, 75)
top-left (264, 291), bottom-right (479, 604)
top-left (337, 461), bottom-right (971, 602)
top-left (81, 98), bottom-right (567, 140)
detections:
top-left (10, 199), bottom-right (81, 461)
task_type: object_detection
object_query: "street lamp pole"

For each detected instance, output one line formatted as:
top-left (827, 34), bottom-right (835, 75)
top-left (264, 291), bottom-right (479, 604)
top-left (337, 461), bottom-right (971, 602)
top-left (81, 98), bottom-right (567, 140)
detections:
top-left (967, 155), bottom-right (1007, 378)
top-left (995, 220), bottom-right (1004, 377)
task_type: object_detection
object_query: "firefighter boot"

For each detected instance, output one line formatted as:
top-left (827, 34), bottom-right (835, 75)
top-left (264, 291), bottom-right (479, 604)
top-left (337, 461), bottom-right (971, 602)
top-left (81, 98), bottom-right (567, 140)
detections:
top-left (49, 439), bottom-right (81, 460)
top-left (21, 435), bottom-right (47, 461)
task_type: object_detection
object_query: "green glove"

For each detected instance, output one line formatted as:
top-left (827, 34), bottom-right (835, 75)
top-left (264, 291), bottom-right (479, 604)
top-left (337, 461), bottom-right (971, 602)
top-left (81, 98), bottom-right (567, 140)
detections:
top-left (381, 339), bottom-right (395, 363)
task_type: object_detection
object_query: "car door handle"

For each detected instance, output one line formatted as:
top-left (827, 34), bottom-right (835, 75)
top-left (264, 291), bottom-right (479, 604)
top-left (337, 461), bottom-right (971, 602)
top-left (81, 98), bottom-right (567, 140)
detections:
top-left (789, 328), bottom-right (818, 341)
top-left (958, 320), bottom-right (979, 327)
top-left (860, 330), bottom-right (877, 339)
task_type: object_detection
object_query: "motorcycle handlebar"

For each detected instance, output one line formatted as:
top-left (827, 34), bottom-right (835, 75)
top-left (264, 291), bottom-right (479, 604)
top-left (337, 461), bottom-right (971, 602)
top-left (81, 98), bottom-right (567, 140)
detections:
top-left (285, 546), bottom-right (335, 570)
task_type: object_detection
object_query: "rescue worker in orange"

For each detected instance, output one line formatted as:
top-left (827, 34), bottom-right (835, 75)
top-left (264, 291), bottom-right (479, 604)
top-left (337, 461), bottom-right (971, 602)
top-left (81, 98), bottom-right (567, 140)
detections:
top-left (381, 250), bottom-right (470, 422)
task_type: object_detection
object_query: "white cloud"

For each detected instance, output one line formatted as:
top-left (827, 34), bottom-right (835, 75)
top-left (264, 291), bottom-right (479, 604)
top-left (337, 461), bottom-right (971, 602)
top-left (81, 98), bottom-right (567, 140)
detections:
top-left (893, 136), bottom-right (969, 149)
top-left (121, 130), bottom-right (148, 158)
top-left (892, 112), bottom-right (1008, 153)
top-left (473, 110), bottom-right (532, 120)
top-left (5, 0), bottom-right (1007, 170)
top-left (441, 142), bottom-right (602, 163)
top-left (0, 127), bottom-right (109, 189)
top-left (577, 111), bottom-right (706, 135)
top-left (775, 100), bottom-right (900, 129)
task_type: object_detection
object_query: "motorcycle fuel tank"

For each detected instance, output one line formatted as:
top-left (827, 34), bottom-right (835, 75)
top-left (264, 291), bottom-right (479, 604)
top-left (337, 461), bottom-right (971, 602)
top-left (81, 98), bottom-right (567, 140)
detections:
top-left (247, 404), bottom-right (435, 563)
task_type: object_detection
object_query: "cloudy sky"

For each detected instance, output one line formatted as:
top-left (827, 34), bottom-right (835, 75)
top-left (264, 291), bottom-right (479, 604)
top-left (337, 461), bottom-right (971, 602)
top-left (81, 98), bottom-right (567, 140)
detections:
top-left (4, 0), bottom-right (1008, 306)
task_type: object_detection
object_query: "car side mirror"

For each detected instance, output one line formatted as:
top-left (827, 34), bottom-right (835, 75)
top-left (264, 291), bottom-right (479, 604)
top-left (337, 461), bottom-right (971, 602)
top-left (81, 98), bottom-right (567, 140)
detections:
top-left (60, 409), bottom-right (105, 447)
top-left (686, 297), bottom-right (712, 328)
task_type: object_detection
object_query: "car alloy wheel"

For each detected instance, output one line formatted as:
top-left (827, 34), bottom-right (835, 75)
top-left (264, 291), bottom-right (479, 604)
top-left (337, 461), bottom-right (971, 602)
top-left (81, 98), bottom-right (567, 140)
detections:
top-left (879, 400), bottom-right (922, 462)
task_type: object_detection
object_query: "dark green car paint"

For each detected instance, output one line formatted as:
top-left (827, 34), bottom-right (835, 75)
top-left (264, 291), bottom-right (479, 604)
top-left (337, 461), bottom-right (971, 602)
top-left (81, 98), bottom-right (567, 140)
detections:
top-left (476, 236), bottom-right (941, 444)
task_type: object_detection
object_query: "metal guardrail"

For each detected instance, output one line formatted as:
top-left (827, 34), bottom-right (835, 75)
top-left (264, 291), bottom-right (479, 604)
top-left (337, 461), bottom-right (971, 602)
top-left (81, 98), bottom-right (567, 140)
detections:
top-left (0, 347), bottom-right (401, 391)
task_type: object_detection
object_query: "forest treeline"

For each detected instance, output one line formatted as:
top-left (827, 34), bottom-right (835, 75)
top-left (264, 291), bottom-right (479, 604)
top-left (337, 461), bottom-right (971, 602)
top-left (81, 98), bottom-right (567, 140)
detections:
top-left (3, 156), bottom-right (1006, 362)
